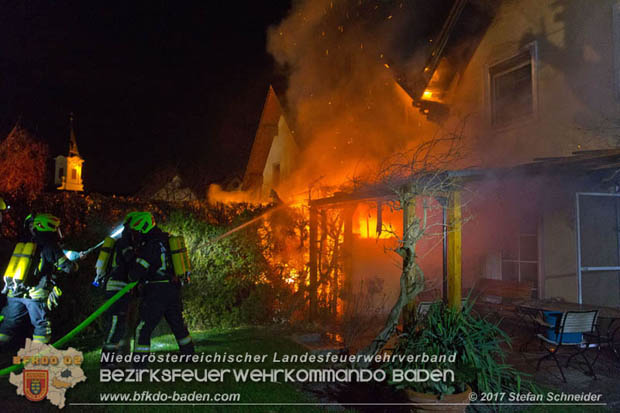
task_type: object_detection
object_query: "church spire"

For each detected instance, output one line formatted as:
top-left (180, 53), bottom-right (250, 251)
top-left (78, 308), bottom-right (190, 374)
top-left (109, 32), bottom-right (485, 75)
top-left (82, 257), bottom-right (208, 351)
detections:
top-left (68, 112), bottom-right (80, 157)
top-left (54, 111), bottom-right (85, 192)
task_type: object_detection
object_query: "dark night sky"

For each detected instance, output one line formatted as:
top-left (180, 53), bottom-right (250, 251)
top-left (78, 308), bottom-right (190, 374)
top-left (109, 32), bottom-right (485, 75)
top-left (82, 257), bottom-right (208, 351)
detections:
top-left (0, 0), bottom-right (291, 195)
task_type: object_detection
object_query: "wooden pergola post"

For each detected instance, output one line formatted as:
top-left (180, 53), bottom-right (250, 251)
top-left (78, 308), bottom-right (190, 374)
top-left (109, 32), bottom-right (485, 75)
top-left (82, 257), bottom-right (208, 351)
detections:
top-left (447, 191), bottom-right (462, 309)
top-left (342, 206), bottom-right (354, 304)
top-left (402, 198), bottom-right (417, 325)
top-left (309, 206), bottom-right (318, 319)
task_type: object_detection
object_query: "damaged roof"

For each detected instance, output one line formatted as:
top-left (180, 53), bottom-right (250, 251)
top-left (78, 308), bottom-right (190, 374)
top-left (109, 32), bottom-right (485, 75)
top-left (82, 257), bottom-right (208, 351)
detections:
top-left (309, 149), bottom-right (620, 207)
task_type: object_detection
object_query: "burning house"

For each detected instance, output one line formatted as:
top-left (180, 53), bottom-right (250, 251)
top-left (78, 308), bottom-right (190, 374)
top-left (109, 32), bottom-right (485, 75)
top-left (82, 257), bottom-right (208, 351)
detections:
top-left (241, 85), bottom-right (300, 200)
top-left (219, 0), bottom-right (620, 321)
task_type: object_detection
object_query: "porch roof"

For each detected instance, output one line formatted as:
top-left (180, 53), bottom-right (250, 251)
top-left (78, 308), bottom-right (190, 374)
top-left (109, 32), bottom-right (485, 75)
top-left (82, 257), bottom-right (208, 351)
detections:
top-left (309, 149), bottom-right (620, 207)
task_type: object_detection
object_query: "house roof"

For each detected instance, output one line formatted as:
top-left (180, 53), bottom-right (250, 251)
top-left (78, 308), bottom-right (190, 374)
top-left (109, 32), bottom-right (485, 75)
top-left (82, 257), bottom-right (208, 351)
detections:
top-left (241, 84), bottom-right (295, 190)
top-left (503, 149), bottom-right (620, 176)
top-left (137, 164), bottom-right (199, 201)
top-left (392, 0), bottom-right (499, 119)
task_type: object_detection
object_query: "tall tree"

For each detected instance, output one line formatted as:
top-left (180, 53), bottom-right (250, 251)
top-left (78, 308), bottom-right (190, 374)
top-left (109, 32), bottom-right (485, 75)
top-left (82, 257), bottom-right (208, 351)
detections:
top-left (0, 123), bottom-right (49, 199)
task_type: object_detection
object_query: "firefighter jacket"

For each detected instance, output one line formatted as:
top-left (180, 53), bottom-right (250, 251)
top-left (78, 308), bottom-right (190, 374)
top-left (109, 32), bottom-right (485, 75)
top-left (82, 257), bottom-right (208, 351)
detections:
top-left (8, 231), bottom-right (77, 301)
top-left (128, 228), bottom-right (173, 284)
top-left (105, 229), bottom-right (135, 293)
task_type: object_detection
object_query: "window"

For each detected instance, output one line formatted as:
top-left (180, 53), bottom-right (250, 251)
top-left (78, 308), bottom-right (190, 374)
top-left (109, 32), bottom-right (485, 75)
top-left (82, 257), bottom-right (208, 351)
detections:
top-left (71, 168), bottom-right (77, 179)
top-left (489, 46), bottom-right (536, 126)
top-left (501, 231), bottom-right (539, 298)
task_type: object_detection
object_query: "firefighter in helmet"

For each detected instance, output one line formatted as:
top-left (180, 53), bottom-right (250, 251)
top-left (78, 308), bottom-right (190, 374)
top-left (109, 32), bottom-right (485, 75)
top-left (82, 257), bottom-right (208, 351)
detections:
top-left (126, 212), bottom-right (194, 358)
top-left (0, 197), bottom-right (7, 225)
top-left (100, 212), bottom-right (139, 362)
top-left (0, 213), bottom-right (78, 349)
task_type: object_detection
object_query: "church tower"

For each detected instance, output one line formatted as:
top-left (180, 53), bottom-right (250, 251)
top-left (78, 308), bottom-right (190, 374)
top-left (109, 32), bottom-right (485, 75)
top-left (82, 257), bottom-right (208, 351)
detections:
top-left (54, 113), bottom-right (84, 191)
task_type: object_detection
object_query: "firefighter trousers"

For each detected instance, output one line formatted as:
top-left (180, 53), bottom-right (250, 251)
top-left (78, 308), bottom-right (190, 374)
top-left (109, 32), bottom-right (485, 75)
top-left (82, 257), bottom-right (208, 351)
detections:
top-left (0, 297), bottom-right (51, 346)
top-left (134, 282), bottom-right (194, 357)
top-left (101, 289), bottom-right (132, 357)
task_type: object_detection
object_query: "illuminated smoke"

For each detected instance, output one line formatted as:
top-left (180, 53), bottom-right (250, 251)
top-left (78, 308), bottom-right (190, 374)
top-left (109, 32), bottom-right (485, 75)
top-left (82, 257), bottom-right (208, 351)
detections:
top-left (267, 0), bottom-right (438, 196)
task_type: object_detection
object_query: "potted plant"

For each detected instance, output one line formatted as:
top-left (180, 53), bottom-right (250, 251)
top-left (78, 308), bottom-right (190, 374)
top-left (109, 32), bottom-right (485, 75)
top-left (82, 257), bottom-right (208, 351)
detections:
top-left (383, 299), bottom-right (533, 412)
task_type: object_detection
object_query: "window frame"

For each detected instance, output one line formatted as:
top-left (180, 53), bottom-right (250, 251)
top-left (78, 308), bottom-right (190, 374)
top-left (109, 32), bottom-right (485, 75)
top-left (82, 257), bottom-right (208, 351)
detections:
top-left (613, 3), bottom-right (620, 100)
top-left (501, 233), bottom-right (538, 282)
top-left (485, 42), bottom-right (539, 129)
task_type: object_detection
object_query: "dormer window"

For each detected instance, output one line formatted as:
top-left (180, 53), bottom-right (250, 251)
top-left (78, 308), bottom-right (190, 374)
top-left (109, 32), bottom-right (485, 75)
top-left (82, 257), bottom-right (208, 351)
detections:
top-left (489, 44), bottom-right (537, 127)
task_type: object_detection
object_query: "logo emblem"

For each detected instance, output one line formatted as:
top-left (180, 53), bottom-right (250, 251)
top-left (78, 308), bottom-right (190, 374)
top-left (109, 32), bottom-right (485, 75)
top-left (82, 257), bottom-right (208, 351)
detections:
top-left (24, 370), bottom-right (48, 402)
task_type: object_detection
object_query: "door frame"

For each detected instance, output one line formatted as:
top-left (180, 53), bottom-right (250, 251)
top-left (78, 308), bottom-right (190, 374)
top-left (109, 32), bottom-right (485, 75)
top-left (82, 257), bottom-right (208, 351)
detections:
top-left (575, 192), bottom-right (620, 304)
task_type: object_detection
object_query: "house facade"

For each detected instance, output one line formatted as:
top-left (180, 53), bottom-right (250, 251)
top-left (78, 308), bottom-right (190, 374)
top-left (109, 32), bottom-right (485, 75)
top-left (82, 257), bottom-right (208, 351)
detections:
top-left (308, 0), bottom-right (620, 311)
top-left (418, 0), bottom-right (620, 306)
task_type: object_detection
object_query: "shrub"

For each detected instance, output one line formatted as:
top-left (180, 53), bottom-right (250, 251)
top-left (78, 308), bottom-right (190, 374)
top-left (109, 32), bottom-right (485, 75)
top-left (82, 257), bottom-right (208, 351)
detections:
top-left (384, 300), bottom-right (536, 398)
top-left (0, 192), bottom-right (286, 342)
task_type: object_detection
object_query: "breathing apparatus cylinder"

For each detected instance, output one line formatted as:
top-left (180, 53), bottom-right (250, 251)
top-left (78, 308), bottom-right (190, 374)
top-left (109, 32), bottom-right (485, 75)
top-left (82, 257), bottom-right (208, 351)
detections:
top-left (2, 242), bottom-right (37, 294)
top-left (169, 236), bottom-right (191, 284)
top-left (93, 237), bottom-right (116, 287)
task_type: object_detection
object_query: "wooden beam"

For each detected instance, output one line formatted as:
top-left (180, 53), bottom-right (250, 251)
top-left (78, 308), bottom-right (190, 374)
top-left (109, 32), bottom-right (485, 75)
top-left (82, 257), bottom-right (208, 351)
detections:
top-left (342, 206), bottom-right (354, 304)
top-left (447, 191), bottom-right (462, 309)
top-left (403, 199), bottom-right (417, 326)
top-left (309, 206), bottom-right (318, 319)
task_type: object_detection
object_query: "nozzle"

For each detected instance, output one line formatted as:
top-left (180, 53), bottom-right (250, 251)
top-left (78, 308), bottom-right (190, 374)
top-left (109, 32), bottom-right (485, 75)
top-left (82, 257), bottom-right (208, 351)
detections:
top-left (110, 225), bottom-right (124, 239)
top-left (63, 250), bottom-right (81, 261)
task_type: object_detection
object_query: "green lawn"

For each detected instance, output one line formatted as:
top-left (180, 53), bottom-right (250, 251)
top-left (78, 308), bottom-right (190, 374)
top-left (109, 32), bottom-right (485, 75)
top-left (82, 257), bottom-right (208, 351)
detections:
top-left (0, 327), bottom-right (347, 412)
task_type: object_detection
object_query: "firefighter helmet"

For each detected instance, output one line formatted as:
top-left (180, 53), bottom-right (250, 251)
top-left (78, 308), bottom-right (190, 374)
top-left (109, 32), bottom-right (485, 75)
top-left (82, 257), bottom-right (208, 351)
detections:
top-left (128, 212), bottom-right (155, 234)
top-left (124, 211), bottom-right (140, 224)
top-left (24, 213), bottom-right (34, 231)
top-left (32, 213), bottom-right (61, 232)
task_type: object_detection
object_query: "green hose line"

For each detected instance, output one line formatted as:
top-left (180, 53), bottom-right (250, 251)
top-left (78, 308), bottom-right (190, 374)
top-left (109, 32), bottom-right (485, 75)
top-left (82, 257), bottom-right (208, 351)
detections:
top-left (0, 281), bottom-right (138, 377)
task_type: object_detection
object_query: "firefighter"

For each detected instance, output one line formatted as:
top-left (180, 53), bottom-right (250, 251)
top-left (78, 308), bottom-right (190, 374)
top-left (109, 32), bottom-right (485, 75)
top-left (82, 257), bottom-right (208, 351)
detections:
top-left (126, 212), bottom-right (194, 358)
top-left (100, 212), bottom-right (139, 362)
top-left (0, 197), bottom-right (7, 225)
top-left (0, 213), bottom-right (78, 349)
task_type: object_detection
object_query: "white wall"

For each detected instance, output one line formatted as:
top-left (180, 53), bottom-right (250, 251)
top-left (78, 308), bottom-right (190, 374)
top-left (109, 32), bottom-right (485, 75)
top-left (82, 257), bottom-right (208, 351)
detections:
top-left (448, 0), bottom-right (619, 166)
top-left (262, 115), bottom-right (300, 198)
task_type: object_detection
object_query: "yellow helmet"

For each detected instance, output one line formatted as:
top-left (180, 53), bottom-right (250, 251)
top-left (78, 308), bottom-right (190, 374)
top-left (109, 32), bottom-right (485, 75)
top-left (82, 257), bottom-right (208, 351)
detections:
top-left (0, 197), bottom-right (6, 211)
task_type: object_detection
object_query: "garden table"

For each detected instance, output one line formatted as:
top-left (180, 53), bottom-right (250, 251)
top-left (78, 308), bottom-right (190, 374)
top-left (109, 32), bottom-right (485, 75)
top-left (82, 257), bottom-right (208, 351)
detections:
top-left (518, 300), bottom-right (620, 319)
top-left (517, 300), bottom-right (620, 362)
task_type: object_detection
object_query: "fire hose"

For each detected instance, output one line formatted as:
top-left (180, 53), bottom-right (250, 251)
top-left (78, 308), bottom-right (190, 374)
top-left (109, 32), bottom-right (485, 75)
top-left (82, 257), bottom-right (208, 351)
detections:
top-left (0, 207), bottom-right (281, 377)
top-left (0, 281), bottom-right (138, 377)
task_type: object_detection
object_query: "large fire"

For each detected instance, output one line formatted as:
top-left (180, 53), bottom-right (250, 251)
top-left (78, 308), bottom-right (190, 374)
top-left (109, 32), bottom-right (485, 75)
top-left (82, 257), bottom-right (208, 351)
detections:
top-left (353, 203), bottom-right (398, 240)
top-left (206, 0), bottom-right (454, 323)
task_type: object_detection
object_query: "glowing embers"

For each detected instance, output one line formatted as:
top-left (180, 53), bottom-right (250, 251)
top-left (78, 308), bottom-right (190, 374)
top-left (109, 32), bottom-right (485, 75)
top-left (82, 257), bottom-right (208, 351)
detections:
top-left (257, 205), bottom-right (309, 297)
top-left (420, 57), bottom-right (453, 104)
top-left (353, 202), bottom-right (400, 240)
top-left (283, 266), bottom-right (305, 291)
top-left (325, 331), bottom-right (344, 345)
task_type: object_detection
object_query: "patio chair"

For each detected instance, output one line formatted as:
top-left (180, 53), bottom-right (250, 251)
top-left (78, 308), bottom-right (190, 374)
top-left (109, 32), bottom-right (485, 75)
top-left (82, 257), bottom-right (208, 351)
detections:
top-left (584, 317), bottom-right (620, 366)
top-left (535, 310), bottom-right (599, 382)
